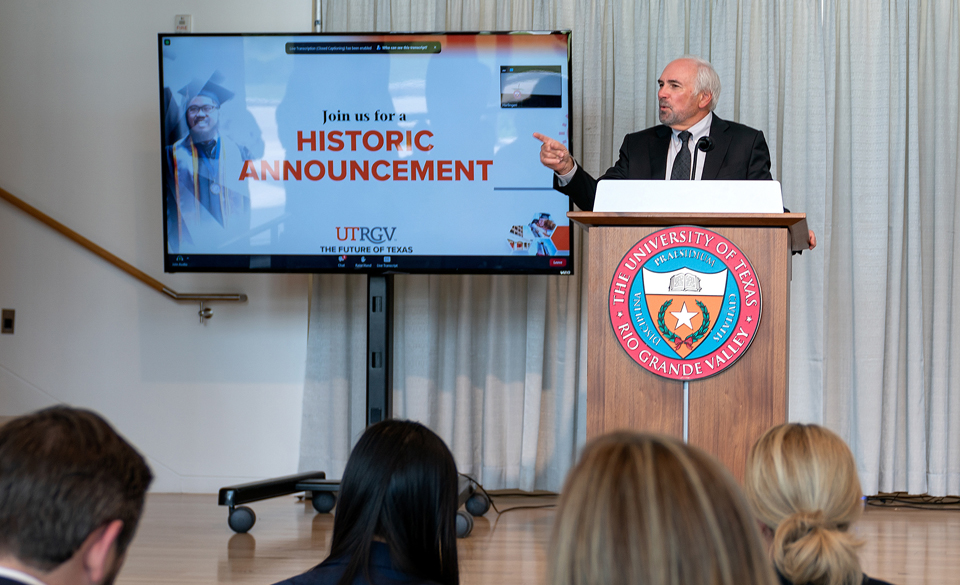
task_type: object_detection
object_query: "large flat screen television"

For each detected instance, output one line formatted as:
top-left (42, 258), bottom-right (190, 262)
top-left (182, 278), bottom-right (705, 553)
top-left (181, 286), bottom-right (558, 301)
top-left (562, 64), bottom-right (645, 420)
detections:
top-left (158, 31), bottom-right (573, 274)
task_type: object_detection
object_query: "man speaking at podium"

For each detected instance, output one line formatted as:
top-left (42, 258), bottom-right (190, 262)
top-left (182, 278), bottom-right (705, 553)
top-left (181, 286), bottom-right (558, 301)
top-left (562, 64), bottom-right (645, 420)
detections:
top-left (535, 55), bottom-right (815, 250)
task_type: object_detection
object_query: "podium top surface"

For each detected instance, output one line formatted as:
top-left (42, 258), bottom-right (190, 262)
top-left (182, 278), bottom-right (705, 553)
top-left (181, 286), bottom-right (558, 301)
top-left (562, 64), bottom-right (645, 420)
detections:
top-left (567, 212), bottom-right (806, 229)
top-left (594, 180), bottom-right (785, 213)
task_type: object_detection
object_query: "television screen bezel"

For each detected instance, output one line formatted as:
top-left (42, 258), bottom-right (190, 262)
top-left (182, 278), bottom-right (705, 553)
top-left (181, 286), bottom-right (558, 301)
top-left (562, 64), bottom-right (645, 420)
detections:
top-left (158, 30), bottom-right (574, 276)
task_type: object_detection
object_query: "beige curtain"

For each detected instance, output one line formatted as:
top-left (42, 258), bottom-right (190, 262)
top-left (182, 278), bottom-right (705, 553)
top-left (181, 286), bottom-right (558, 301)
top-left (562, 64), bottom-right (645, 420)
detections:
top-left (300, 0), bottom-right (960, 496)
top-left (820, 0), bottom-right (960, 496)
top-left (915, 0), bottom-right (960, 497)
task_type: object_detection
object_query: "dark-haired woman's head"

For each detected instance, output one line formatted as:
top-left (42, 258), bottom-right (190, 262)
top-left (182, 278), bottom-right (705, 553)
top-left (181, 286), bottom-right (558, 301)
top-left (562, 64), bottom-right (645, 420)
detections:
top-left (329, 420), bottom-right (459, 585)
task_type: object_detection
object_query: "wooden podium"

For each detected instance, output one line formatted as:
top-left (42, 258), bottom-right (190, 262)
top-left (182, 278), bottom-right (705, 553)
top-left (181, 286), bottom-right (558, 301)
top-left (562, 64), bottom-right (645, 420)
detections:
top-left (569, 211), bottom-right (807, 481)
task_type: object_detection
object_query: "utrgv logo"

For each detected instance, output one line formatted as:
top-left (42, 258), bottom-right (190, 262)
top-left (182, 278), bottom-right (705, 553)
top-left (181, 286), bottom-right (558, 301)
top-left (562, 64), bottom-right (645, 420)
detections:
top-left (608, 226), bottom-right (761, 381)
top-left (335, 227), bottom-right (397, 244)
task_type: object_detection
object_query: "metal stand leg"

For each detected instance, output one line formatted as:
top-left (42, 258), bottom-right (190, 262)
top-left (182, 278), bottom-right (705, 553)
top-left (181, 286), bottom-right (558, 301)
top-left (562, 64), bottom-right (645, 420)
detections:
top-left (367, 274), bottom-right (393, 424)
top-left (217, 275), bottom-right (396, 533)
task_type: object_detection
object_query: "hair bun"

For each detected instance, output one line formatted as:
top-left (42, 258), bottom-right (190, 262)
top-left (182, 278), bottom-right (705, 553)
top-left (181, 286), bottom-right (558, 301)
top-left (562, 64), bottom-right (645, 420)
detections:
top-left (792, 510), bottom-right (828, 531)
top-left (773, 510), bottom-right (863, 585)
top-left (773, 510), bottom-right (828, 551)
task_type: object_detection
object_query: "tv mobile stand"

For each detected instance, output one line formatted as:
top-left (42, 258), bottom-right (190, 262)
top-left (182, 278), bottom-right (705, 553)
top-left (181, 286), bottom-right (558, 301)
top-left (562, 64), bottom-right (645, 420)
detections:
top-left (217, 275), bottom-right (488, 536)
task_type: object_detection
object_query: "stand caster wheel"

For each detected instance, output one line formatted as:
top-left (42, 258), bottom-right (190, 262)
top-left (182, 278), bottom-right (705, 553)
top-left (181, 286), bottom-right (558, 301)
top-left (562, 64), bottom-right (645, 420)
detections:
top-left (311, 491), bottom-right (337, 513)
top-left (455, 510), bottom-right (474, 538)
top-left (228, 505), bottom-right (256, 533)
top-left (465, 492), bottom-right (490, 516)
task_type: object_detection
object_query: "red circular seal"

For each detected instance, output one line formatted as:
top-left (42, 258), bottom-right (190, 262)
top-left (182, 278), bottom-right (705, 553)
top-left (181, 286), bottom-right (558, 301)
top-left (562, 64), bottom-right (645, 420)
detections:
top-left (607, 227), bottom-right (761, 381)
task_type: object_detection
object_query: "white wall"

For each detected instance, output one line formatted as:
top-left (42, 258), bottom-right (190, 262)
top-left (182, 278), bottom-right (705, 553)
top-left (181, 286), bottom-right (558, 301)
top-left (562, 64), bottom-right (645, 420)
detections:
top-left (0, 0), bottom-right (316, 492)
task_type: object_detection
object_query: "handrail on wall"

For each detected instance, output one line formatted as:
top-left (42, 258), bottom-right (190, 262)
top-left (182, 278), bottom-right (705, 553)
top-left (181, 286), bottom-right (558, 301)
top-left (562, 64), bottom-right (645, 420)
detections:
top-left (0, 186), bottom-right (248, 308)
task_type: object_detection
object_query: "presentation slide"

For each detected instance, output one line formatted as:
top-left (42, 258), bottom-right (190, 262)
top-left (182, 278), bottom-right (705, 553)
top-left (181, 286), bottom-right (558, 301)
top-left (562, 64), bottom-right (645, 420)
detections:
top-left (159, 32), bottom-right (572, 274)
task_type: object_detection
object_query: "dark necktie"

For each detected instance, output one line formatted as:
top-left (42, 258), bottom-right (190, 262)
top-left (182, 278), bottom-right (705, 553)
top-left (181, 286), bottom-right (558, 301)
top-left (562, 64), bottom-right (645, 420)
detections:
top-left (670, 130), bottom-right (692, 180)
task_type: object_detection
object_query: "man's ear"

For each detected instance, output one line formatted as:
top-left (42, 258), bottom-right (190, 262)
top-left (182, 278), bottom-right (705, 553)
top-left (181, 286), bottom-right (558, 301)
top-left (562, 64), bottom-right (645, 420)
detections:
top-left (81, 519), bottom-right (124, 584)
top-left (697, 91), bottom-right (713, 110)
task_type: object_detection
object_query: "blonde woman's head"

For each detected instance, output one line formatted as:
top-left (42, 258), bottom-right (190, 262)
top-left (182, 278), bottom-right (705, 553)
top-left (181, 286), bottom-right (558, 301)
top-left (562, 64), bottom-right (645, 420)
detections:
top-left (745, 423), bottom-right (864, 585)
top-left (549, 432), bottom-right (775, 585)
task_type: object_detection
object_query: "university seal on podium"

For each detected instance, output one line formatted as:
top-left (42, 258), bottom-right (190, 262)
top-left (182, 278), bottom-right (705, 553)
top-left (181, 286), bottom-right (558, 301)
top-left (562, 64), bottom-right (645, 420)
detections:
top-left (607, 227), bottom-right (761, 381)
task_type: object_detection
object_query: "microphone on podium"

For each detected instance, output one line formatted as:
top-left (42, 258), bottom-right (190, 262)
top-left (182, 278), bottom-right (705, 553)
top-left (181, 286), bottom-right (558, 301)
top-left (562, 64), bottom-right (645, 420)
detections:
top-left (690, 136), bottom-right (715, 180)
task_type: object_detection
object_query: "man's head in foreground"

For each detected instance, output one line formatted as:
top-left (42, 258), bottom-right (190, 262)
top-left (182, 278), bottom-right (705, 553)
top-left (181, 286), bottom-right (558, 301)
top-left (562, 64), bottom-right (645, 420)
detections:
top-left (0, 406), bottom-right (153, 585)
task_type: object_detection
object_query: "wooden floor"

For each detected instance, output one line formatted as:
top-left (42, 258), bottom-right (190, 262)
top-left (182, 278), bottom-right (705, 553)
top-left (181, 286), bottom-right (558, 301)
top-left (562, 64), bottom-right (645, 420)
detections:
top-left (117, 493), bottom-right (958, 585)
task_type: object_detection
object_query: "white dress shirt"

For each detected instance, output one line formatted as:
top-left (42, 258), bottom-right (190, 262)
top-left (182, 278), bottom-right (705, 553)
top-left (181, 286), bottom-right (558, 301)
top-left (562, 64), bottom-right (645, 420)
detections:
top-left (0, 566), bottom-right (48, 585)
top-left (666, 112), bottom-right (713, 180)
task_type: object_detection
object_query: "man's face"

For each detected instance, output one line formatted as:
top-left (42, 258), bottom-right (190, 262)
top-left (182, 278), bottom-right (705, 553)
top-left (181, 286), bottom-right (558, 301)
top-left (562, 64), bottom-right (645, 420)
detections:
top-left (657, 59), bottom-right (710, 130)
top-left (186, 95), bottom-right (219, 141)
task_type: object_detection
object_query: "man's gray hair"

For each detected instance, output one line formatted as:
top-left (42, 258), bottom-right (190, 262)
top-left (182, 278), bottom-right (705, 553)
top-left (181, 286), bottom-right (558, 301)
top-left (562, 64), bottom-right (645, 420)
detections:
top-left (680, 55), bottom-right (722, 111)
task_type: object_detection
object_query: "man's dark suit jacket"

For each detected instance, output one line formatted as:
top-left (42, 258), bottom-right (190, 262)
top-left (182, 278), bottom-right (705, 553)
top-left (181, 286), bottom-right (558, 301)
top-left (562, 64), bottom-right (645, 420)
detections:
top-left (0, 576), bottom-right (34, 585)
top-left (555, 115), bottom-right (773, 211)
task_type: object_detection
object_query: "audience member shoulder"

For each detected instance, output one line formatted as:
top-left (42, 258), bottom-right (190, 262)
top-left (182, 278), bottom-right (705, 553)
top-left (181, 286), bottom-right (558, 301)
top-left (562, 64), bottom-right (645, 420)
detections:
top-left (272, 542), bottom-right (442, 585)
top-left (776, 568), bottom-right (896, 585)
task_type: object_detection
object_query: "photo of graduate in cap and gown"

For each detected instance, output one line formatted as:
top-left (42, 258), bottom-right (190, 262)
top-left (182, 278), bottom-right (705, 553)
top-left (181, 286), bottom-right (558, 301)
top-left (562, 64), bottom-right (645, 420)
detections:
top-left (165, 73), bottom-right (253, 253)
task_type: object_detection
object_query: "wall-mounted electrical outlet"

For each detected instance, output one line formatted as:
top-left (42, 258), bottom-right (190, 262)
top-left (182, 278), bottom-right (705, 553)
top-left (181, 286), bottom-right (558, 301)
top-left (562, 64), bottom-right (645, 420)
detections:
top-left (1, 309), bottom-right (14, 334)
top-left (175, 15), bottom-right (192, 33)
